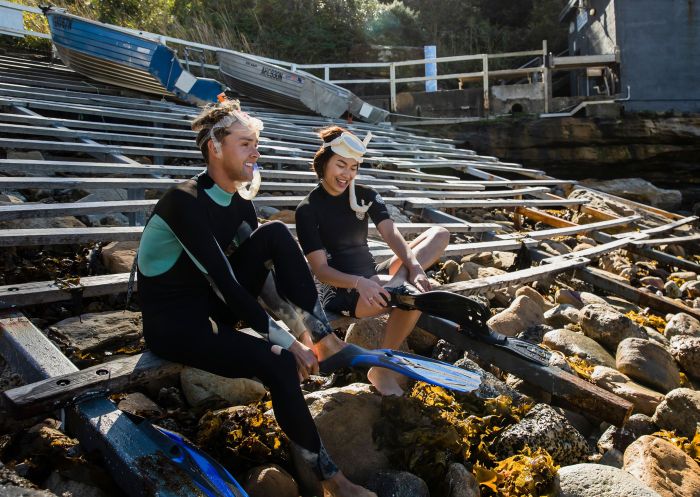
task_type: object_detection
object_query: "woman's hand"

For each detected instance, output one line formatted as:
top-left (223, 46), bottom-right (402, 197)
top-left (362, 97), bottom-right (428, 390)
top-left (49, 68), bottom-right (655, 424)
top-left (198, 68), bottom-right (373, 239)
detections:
top-left (356, 277), bottom-right (391, 309)
top-left (286, 340), bottom-right (319, 382)
top-left (408, 264), bottom-right (431, 292)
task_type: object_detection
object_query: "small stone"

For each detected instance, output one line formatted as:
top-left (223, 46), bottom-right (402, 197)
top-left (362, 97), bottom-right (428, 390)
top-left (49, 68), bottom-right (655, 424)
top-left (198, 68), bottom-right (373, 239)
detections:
top-left (540, 240), bottom-right (571, 255)
top-left (640, 276), bottom-right (665, 290)
top-left (623, 435), bottom-right (700, 497)
top-left (580, 303), bottom-right (647, 351)
top-left (543, 329), bottom-right (616, 367)
top-left (573, 242), bottom-right (595, 252)
top-left (462, 251), bottom-right (492, 266)
top-left (243, 464), bottom-right (298, 497)
top-left (669, 271), bottom-right (697, 281)
top-left (487, 295), bottom-right (545, 337)
top-left (257, 206), bottom-right (279, 218)
top-left (652, 388), bottom-right (700, 438)
top-left (553, 463), bottom-right (662, 497)
top-left (101, 241), bottom-right (138, 273)
top-left (444, 463), bottom-right (480, 497)
top-left (544, 304), bottom-right (581, 328)
top-left (491, 251), bottom-right (517, 270)
top-left (441, 260), bottom-right (460, 282)
top-left (476, 266), bottom-right (507, 279)
top-left (180, 367), bottom-right (266, 408)
top-left (669, 334), bottom-right (700, 380)
top-left (664, 312), bottom-right (700, 339)
top-left (590, 366), bottom-right (664, 416)
top-left (515, 285), bottom-right (552, 312)
top-left (683, 280), bottom-right (700, 299)
top-left (459, 261), bottom-right (481, 279)
top-left (366, 470), bottom-right (429, 497)
top-left (117, 392), bottom-right (163, 418)
top-left (664, 281), bottom-right (682, 299)
top-left (616, 338), bottom-right (681, 393)
top-left (597, 424), bottom-right (636, 454)
top-left (268, 209), bottom-right (295, 224)
top-left (47, 311), bottom-right (142, 354)
top-left (622, 413), bottom-right (657, 438)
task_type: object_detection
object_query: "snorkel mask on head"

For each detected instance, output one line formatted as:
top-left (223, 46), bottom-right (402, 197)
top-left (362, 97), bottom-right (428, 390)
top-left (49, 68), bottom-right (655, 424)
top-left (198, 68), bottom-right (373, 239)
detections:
top-left (206, 94), bottom-right (265, 200)
top-left (322, 131), bottom-right (373, 219)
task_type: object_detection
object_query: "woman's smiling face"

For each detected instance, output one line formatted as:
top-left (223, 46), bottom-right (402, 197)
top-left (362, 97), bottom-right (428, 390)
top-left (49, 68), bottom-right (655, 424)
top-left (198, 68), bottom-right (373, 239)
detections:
top-left (321, 154), bottom-right (359, 196)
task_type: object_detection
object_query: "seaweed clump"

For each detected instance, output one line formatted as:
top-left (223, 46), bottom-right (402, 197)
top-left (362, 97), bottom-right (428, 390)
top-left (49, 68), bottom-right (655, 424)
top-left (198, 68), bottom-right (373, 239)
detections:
top-left (196, 402), bottom-right (290, 476)
top-left (373, 383), bottom-right (558, 496)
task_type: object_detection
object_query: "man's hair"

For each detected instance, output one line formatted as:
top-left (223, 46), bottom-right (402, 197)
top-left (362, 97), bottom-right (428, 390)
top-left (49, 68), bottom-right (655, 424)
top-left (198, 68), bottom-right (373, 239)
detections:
top-left (311, 125), bottom-right (351, 179)
top-left (191, 99), bottom-right (242, 163)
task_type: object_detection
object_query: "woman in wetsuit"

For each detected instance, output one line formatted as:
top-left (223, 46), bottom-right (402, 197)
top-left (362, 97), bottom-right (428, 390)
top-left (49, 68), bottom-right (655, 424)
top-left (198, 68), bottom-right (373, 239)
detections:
top-left (137, 99), bottom-right (375, 497)
top-left (295, 126), bottom-right (450, 396)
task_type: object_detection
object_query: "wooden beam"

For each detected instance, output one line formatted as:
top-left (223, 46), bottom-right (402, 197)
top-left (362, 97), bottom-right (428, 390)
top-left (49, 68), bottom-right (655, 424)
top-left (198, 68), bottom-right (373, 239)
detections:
top-left (576, 266), bottom-right (700, 321)
top-left (3, 351), bottom-right (183, 417)
top-left (406, 198), bottom-right (588, 209)
top-left (418, 315), bottom-right (632, 426)
top-left (499, 215), bottom-right (641, 240)
top-left (0, 222), bottom-right (501, 247)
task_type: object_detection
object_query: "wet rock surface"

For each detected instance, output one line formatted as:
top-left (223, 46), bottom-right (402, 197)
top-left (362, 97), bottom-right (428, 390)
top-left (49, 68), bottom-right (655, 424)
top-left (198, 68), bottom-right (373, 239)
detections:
top-left (366, 470), bottom-right (429, 497)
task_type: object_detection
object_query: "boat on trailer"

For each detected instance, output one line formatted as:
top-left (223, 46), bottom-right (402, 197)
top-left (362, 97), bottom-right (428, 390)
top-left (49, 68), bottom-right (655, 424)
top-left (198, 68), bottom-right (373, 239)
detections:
top-left (44, 7), bottom-right (225, 105)
top-left (217, 50), bottom-right (389, 123)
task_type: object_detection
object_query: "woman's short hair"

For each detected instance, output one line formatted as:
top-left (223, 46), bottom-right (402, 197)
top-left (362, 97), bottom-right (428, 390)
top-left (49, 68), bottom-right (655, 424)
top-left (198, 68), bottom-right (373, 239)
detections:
top-left (191, 99), bottom-right (242, 163)
top-left (311, 125), bottom-right (354, 179)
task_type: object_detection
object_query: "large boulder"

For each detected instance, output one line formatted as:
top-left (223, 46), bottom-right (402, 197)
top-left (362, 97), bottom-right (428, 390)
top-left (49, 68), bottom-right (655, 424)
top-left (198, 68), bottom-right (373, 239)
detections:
top-left (306, 383), bottom-right (390, 484)
top-left (652, 388), bottom-right (700, 438)
top-left (486, 295), bottom-right (545, 337)
top-left (590, 366), bottom-right (664, 416)
top-left (616, 338), bottom-right (680, 393)
top-left (623, 435), bottom-right (700, 497)
top-left (580, 303), bottom-right (647, 351)
top-left (345, 315), bottom-right (408, 351)
top-left (543, 329), bottom-right (616, 368)
top-left (180, 367), bottom-right (266, 408)
top-left (492, 404), bottom-right (589, 465)
top-left (580, 177), bottom-right (682, 211)
top-left (552, 463), bottom-right (661, 497)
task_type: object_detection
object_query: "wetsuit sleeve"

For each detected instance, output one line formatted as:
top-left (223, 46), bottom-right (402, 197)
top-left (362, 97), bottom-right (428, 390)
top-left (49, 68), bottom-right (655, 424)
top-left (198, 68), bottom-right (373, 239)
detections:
top-left (367, 189), bottom-right (391, 226)
top-left (295, 203), bottom-right (324, 255)
top-left (158, 190), bottom-right (280, 341)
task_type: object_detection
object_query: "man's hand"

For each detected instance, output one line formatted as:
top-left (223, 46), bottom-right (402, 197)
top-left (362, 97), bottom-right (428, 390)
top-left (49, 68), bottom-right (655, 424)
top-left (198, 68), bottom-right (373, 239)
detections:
top-left (287, 340), bottom-right (319, 382)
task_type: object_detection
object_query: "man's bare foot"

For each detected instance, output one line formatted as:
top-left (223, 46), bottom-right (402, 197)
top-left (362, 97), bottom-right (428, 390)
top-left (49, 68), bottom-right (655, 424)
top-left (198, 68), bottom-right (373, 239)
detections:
top-left (314, 333), bottom-right (347, 362)
top-left (367, 367), bottom-right (405, 396)
top-left (322, 471), bottom-right (377, 497)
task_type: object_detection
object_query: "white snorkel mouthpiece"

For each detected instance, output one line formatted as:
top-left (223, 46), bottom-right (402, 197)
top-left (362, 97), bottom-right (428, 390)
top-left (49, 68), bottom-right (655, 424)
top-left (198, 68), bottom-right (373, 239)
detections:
top-left (237, 164), bottom-right (261, 200)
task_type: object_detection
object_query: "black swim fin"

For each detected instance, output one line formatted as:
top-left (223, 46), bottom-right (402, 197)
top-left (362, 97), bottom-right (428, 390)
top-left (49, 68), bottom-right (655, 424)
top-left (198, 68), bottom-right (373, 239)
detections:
top-left (386, 286), bottom-right (551, 366)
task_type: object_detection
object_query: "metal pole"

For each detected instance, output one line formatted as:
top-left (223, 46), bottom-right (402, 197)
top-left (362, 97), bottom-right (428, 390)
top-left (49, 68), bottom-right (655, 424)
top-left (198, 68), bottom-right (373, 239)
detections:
top-left (324, 66), bottom-right (330, 81)
top-left (482, 54), bottom-right (489, 115)
top-left (390, 63), bottom-right (397, 112)
top-left (543, 39), bottom-right (551, 114)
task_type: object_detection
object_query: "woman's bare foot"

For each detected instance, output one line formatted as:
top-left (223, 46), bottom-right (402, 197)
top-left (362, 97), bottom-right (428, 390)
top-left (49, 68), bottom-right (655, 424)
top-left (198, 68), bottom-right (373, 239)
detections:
top-left (367, 367), bottom-right (405, 396)
top-left (322, 471), bottom-right (377, 497)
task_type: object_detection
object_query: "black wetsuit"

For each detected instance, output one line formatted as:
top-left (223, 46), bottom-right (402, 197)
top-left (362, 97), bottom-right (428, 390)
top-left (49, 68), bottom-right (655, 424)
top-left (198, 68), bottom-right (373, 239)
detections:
top-left (137, 172), bottom-right (334, 475)
top-left (295, 183), bottom-right (392, 316)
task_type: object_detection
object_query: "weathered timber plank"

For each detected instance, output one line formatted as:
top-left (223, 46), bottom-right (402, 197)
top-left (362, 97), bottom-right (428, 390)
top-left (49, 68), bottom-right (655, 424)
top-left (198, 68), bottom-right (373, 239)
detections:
top-left (0, 222), bottom-right (500, 247)
top-left (3, 351), bottom-right (183, 417)
top-left (498, 216), bottom-right (641, 240)
top-left (0, 311), bottom-right (195, 496)
top-left (576, 266), bottom-right (700, 320)
top-left (405, 198), bottom-right (588, 208)
top-left (418, 314), bottom-right (632, 425)
top-left (393, 186), bottom-right (550, 199)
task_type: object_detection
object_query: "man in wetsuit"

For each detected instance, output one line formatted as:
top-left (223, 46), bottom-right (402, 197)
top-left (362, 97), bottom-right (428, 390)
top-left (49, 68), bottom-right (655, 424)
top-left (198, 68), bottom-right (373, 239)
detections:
top-left (136, 98), bottom-right (375, 497)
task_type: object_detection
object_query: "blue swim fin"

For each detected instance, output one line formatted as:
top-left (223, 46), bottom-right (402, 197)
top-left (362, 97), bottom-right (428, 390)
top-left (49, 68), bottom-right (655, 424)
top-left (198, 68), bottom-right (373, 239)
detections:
top-left (136, 419), bottom-right (249, 497)
top-left (319, 344), bottom-right (481, 393)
